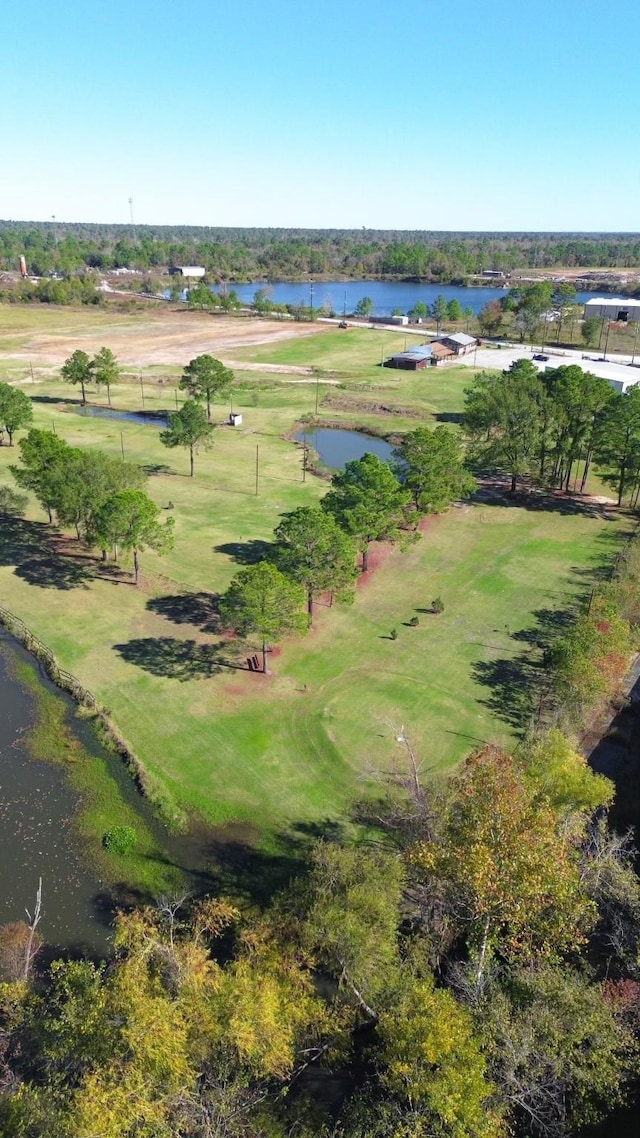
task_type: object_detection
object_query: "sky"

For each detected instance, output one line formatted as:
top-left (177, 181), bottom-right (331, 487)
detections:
top-left (2, 0), bottom-right (639, 231)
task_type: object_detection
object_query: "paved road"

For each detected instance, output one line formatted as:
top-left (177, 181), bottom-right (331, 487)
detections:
top-left (459, 342), bottom-right (640, 390)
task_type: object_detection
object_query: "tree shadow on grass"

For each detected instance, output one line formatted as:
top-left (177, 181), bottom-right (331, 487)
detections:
top-left (472, 483), bottom-right (619, 519)
top-left (0, 516), bottom-right (91, 590)
top-left (213, 539), bottom-right (273, 566)
top-left (147, 592), bottom-right (220, 632)
top-left (30, 393), bottom-right (86, 406)
top-left (471, 652), bottom-right (542, 734)
top-left (141, 463), bottom-right (175, 476)
top-left (434, 411), bottom-right (464, 425)
top-left (510, 606), bottom-right (576, 651)
top-left (203, 818), bottom-right (346, 906)
top-left (471, 605), bottom-right (573, 734)
top-left (128, 818), bottom-right (346, 911)
top-left (113, 636), bottom-right (244, 681)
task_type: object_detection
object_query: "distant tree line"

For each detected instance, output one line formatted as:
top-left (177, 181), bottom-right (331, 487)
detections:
top-left (2, 221), bottom-right (640, 285)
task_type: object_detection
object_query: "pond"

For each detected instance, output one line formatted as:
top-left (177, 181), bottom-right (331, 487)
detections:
top-left (0, 634), bottom-right (113, 954)
top-left (295, 427), bottom-right (395, 470)
top-left (0, 633), bottom-right (214, 955)
top-left (74, 406), bottom-right (169, 428)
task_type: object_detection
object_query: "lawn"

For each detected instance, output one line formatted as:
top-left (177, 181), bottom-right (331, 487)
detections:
top-left (0, 306), bottom-right (630, 842)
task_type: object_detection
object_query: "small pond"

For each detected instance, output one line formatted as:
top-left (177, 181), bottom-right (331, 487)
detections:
top-left (0, 635), bottom-right (114, 954)
top-left (295, 427), bottom-right (395, 470)
top-left (0, 635), bottom-right (216, 955)
top-left (74, 406), bottom-right (169, 428)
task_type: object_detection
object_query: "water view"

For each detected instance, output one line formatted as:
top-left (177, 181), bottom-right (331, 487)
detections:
top-left (0, 636), bottom-right (112, 953)
top-left (75, 406), bottom-right (170, 427)
top-left (221, 279), bottom-right (602, 317)
top-left (295, 427), bottom-right (395, 470)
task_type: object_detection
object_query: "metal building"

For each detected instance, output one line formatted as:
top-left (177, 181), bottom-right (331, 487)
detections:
top-left (583, 297), bottom-right (640, 323)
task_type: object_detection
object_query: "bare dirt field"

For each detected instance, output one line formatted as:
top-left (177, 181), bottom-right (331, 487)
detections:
top-left (1, 309), bottom-right (322, 370)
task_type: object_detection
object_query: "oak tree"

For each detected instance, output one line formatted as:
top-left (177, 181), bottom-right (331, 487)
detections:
top-left (395, 425), bottom-right (475, 514)
top-left (89, 489), bottom-right (174, 582)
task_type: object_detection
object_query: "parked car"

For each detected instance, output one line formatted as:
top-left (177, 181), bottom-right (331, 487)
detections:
top-left (338, 320), bottom-right (348, 329)
top-left (533, 353), bottom-right (549, 361)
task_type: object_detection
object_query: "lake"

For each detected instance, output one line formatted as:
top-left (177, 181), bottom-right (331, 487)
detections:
top-left (295, 427), bottom-right (395, 470)
top-left (220, 280), bottom-right (601, 317)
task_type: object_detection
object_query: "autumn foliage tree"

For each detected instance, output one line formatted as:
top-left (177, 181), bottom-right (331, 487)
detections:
top-left (410, 747), bottom-right (596, 988)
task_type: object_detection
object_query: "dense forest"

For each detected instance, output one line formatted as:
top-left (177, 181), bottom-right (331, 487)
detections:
top-left (2, 222), bottom-right (640, 283)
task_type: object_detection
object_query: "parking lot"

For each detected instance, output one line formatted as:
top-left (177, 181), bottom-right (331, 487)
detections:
top-left (462, 342), bottom-right (640, 391)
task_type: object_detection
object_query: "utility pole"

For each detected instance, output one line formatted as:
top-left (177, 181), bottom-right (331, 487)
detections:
top-left (603, 321), bottom-right (611, 361)
top-left (632, 320), bottom-right (640, 366)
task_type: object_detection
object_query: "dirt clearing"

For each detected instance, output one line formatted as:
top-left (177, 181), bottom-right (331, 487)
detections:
top-left (1, 309), bottom-right (325, 370)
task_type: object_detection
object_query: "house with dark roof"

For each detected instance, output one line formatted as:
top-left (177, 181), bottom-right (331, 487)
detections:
top-left (383, 345), bottom-right (433, 370)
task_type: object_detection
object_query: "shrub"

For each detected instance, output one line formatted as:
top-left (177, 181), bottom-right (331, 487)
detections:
top-left (431, 597), bottom-right (445, 614)
top-left (408, 615), bottom-right (419, 627)
top-left (390, 628), bottom-right (398, 640)
top-left (103, 825), bottom-right (137, 856)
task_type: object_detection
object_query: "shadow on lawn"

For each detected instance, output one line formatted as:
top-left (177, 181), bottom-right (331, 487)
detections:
top-left (471, 605), bottom-right (578, 734)
top-left (0, 515), bottom-right (91, 590)
top-left (213, 539), bottom-right (273, 566)
top-left (30, 393), bottom-right (86, 406)
top-left (434, 411), bottom-right (464, 425)
top-left (142, 463), bottom-right (175, 476)
top-left (147, 591), bottom-right (220, 632)
top-left (113, 636), bottom-right (244, 681)
top-left (135, 818), bottom-right (346, 910)
top-left (203, 818), bottom-right (346, 906)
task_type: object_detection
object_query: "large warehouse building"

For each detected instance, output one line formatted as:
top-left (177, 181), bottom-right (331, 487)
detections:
top-left (583, 297), bottom-right (640, 323)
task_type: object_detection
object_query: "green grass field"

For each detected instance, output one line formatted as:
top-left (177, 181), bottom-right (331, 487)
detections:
top-left (0, 308), bottom-right (630, 844)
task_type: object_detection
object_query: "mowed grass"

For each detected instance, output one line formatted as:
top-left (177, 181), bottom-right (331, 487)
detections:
top-left (233, 325), bottom-right (410, 373)
top-left (0, 310), bottom-right (630, 837)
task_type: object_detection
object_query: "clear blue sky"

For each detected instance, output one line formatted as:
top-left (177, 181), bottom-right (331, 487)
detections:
top-left (2, 0), bottom-right (639, 231)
